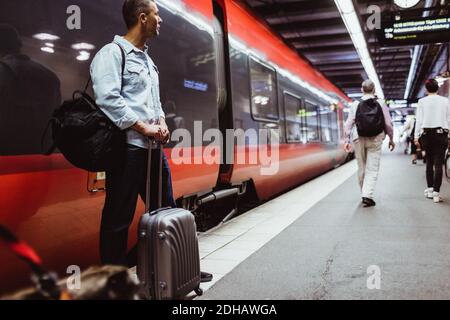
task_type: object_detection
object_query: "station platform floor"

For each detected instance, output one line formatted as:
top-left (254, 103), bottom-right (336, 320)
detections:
top-left (195, 149), bottom-right (450, 299)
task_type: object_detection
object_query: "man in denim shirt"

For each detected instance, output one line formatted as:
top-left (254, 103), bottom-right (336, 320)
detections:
top-left (90, 0), bottom-right (175, 266)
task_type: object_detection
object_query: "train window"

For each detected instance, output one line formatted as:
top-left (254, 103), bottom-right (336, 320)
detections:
top-left (320, 106), bottom-right (332, 143)
top-left (0, 0), bottom-right (219, 155)
top-left (305, 101), bottom-right (320, 142)
top-left (330, 106), bottom-right (339, 143)
top-left (283, 93), bottom-right (305, 143)
top-left (249, 57), bottom-right (279, 122)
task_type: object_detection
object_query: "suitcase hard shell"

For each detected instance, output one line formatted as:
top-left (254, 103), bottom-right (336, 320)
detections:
top-left (137, 208), bottom-right (202, 300)
top-left (136, 141), bottom-right (202, 300)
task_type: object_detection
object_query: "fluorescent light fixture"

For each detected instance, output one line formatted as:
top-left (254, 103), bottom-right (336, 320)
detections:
top-left (44, 42), bottom-right (54, 48)
top-left (352, 32), bottom-right (367, 50)
top-left (348, 93), bottom-right (363, 98)
top-left (404, 46), bottom-right (420, 99)
top-left (334, 0), bottom-right (384, 99)
top-left (344, 14), bottom-right (361, 31)
top-left (71, 42), bottom-right (96, 50)
top-left (76, 50), bottom-right (90, 61)
top-left (337, 0), bottom-right (354, 14)
top-left (404, 0), bottom-right (433, 99)
top-left (33, 33), bottom-right (60, 41)
top-left (40, 47), bottom-right (54, 53)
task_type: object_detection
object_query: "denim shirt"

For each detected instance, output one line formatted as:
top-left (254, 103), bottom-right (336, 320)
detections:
top-left (90, 35), bottom-right (165, 149)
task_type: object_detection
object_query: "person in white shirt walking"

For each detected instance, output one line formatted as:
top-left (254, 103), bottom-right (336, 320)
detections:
top-left (344, 80), bottom-right (395, 207)
top-left (400, 116), bottom-right (422, 164)
top-left (414, 79), bottom-right (450, 203)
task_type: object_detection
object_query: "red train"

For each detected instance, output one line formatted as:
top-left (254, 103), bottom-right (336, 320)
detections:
top-left (0, 0), bottom-right (350, 294)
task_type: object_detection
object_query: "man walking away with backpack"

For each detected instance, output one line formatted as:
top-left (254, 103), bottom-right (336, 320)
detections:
top-left (414, 79), bottom-right (450, 203)
top-left (344, 80), bottom-right (395, 207)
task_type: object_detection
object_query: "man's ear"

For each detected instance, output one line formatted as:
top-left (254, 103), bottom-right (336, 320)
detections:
top-left (139, 13), bottom-right (147, 24)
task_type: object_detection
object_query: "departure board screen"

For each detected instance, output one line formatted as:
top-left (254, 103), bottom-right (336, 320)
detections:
top-left (377, 15), bottom-right (450, 46)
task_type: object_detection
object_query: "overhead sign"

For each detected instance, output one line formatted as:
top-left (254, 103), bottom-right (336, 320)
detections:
top-left (377, 15), bottom-right (450, 46)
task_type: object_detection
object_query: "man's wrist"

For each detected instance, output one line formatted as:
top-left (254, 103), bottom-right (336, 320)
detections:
top-left (132, 120), bottom-right (152, 136)
top-left (131, 120), bottom-right (144, 133)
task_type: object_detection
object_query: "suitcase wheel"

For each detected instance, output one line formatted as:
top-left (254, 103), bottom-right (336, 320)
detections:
top-left (194, 287), bottom-right (203, 296)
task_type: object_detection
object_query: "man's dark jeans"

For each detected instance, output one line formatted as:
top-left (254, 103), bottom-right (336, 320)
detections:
top-left (100, 144), bottom-right (176, 266)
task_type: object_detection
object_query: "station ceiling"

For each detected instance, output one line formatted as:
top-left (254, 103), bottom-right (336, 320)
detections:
top-left (241, 0), bottom-right (450, 100)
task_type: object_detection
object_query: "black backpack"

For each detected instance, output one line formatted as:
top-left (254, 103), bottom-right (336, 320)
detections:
top-left (42, 43), bottom-right (127, 172)
top-left (355, 98), bottom-right (385, 137)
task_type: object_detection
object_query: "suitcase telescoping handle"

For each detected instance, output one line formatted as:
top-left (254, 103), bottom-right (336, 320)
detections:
top-left (146, 138), bottom-right (163, 213)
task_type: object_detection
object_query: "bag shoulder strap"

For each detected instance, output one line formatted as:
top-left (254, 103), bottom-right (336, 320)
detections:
top-left (83, 42), bottom-right (126, 92)
top-left (116, 42), bottom-right (126, 77)
top-left (358, 98), bottom-right (380, 109)
top-left (356, 100), bottom-right (365, 114)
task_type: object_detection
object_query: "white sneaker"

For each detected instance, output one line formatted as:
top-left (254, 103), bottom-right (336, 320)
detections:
top-left (424, 188), bottom-right (433, 198)
top-left (433, 192), bottom-right (442, 203)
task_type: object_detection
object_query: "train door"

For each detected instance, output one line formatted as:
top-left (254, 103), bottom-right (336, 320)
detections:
top-left (212, 0), bottom-right (234, 184)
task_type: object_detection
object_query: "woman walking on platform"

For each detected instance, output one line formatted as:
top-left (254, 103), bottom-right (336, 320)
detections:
top-left (414, 79), bottom-right (450, 203)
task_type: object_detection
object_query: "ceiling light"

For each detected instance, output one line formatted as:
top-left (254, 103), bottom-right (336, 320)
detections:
top-left (348, 93), bottom-right (363, 98)
top-left (40, 47), bottom-right (54, 53)
top-left (343, 13), bottom-right (361, 32)
top-left (71, 42), bottom-right (96, 50)
top-left (76, 51), bottom-right (90, 61)
top-left (33, 33), bottom-right (60, 41)
top-left (334, 0), bottom-right (384, 99)
top-left (335, 0), bottom-right (354, 14)
top-left (404, 0), bottom-right (434, 99)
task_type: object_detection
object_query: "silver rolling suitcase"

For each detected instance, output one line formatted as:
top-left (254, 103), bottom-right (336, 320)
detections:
top-left (137, 141), bottom-right (202, 300)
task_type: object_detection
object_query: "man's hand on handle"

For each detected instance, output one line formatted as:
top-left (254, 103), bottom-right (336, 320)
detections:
top-left (131, 120), bottom-right (164, 141)
top-left (144, 124), bottom-right (164, 141)
top-left (158, 118), bottom-right (170, 144)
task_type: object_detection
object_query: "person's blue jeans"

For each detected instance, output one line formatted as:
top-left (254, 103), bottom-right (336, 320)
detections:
top-left (100, 145), bottom-right (176, 266)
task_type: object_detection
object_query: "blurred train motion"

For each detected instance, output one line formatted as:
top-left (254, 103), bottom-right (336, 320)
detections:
top-left (0, 0), bottom-right (351, 293)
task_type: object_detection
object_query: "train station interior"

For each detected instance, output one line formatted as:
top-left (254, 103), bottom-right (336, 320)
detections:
top-left (1, 0), bottom-right (450, 301)
top-left (194, 0), bottom-right (450, 300)
top-left (191, 0), bottom-right (450, 300)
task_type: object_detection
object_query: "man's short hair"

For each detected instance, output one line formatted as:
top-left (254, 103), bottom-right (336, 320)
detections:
top-left (122, 0), bottom-right (154, 29)
top-left (425, 79), bottom-right (439, 93)
top-left (361, 80), bottom-right (375, 94)
top-left (0, 24), bottom-right (22, 54)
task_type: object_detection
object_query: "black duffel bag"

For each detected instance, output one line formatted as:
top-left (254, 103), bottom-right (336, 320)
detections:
top-left (43, 90), bottom-right (126, 172)
top-left (42, 43), bottom-right (126, 172)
